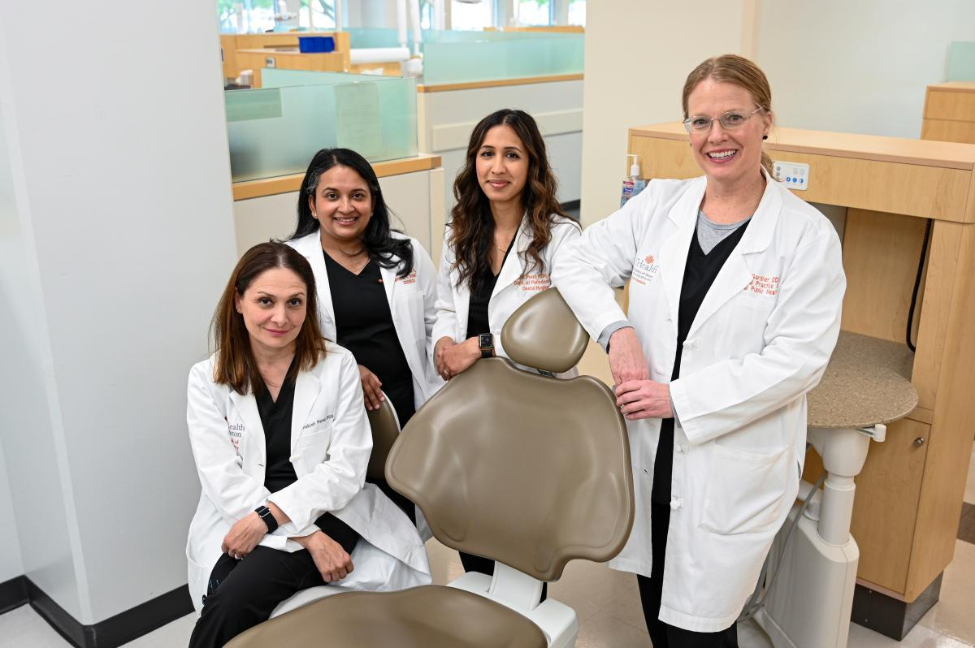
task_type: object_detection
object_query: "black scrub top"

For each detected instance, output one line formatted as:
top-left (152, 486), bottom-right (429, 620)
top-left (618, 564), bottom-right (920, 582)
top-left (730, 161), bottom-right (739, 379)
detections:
top-left (650, 220), bottom-right (750, 506)
top-left (324, 252), bottom-right (416, 427)
top-left (466, 241), bottom-right (514, 340)
top-left (255, 361), bottom-right (358, 553)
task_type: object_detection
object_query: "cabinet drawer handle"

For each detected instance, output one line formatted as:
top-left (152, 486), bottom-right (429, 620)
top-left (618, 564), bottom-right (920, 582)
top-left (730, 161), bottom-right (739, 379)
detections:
top-left (913, 437), bottom-right (926, 447)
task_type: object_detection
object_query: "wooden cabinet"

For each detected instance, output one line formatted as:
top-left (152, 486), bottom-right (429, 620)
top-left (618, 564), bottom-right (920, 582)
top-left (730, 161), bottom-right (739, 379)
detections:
top-left (628, 123), bottom-right (975, 604)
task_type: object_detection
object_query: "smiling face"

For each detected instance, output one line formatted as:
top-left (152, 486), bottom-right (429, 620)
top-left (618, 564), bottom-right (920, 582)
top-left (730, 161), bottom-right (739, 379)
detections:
top-left (686, 78), bottom-right (772, 190)
top-left (308, 165), bottom-right (374, 246)
top-left (475, 124), bottom-right (530, 210)
top-left (235, 267), bottom-right (307, 357)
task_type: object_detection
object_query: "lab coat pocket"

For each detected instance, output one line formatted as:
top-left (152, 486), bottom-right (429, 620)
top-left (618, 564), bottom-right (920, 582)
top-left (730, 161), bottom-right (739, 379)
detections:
top-left (294, 424), bottom-right (333, 473)
top-left (701, 444), bottom-right (789, 535)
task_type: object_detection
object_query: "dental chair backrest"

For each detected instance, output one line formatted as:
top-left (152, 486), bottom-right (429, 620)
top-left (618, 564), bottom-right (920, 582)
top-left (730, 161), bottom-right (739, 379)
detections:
top-left (386, 288), bottom-right (634, 581)
top-left (366, 395), bottom-right (400, 481)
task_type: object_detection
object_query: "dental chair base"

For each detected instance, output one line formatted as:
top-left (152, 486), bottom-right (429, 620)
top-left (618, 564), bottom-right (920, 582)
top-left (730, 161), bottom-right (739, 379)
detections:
top-left (448, 563), bottom-right (580, 648)
top-left (756, 509), bottom-right (859, 648)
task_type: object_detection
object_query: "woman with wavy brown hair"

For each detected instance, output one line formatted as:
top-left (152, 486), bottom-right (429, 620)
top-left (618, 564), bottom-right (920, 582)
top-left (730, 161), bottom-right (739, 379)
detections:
top-left (431, 108), bottom-right (581, 578)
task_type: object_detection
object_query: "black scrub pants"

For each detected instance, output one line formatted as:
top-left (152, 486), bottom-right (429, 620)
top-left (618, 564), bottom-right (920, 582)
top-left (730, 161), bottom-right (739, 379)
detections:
top-left (189, 547), bottom-right (332, 648)
top-left (637, 502), bottom-right (739, 648)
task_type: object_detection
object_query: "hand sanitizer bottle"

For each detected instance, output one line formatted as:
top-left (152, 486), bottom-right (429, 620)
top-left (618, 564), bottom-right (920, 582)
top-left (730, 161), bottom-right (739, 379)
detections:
top-left (620, 155), bottom-right (647, 207)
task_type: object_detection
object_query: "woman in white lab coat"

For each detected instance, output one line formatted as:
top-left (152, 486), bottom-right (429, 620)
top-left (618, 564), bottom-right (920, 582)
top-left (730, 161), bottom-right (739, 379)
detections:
top-left (553, 55), bottom-right (846, 646)
top-left (288, 148), bottom-right (442, 522)
top-left (433, 108), bottom-right (581, 579)
top-left (186, 242), bottom-right (429, 648)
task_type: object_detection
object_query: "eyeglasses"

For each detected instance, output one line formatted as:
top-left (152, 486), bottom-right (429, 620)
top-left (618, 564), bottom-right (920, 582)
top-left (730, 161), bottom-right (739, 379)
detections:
top-left (683, 107), bottom-right (764, 133)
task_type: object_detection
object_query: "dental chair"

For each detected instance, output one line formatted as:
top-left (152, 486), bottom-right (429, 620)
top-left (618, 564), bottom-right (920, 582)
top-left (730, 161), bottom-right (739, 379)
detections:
top-left (228, 288), bottom-right (635, 648)
top-left (267, 395), bottom-right (405, 618)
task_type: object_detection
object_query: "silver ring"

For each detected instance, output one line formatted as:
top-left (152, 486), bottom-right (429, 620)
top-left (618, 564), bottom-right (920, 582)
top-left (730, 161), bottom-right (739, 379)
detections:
top-left (234, 553), bottom-right (241, 560)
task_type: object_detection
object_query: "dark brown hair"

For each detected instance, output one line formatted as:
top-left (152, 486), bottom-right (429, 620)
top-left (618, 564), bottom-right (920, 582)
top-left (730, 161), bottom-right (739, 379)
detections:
top-left (449, 109), bottom-right (568, 292)
top-left (211, 242), bottom-right (327, 394)
top-left (682, 54), bottom-right (774, 174)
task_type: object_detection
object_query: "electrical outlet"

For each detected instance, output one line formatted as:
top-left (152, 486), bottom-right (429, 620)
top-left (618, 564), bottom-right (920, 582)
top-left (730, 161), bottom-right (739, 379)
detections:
top-left (773, 161), bottom-right (810, 191)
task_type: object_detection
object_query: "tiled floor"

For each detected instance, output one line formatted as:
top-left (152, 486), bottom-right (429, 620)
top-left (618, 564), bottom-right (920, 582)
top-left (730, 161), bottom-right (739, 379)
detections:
top-left (3, 350), bottom-right (973, 647)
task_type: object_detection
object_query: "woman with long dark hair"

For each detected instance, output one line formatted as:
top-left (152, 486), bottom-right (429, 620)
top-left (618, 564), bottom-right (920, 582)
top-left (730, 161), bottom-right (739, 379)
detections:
top-left (287, 148), bottom-right (442, 522)
top-left (185, 242), bottom-right (429, 647)
top-left (432, 109), bottom-right (581, 577)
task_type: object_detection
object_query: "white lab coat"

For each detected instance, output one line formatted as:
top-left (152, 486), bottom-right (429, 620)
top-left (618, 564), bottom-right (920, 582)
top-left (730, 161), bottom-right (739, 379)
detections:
top-left (552, 172), bottom-right (845, 632)
top-left (184, 343), bottom-right (431, 614)
top-left (288, 231), bottom-right (444, 407)
top-left (433, 214), bottom-right (582, 376)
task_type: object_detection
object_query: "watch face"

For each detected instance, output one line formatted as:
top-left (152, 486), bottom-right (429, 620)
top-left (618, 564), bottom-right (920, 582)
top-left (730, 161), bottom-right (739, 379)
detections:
top-left (479, 333), bottom-right (493, 349)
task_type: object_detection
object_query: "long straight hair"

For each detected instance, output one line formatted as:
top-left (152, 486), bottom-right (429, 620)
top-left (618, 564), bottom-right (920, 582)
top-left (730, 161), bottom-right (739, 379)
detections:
top-left (449, 109), bottom-right (568, 292)
top-left (291, 148), bottom-right (414, 278)
top-left (682, 54), bottom-right (775, 175)
top-left (211, 242), bottom-right (327, 394)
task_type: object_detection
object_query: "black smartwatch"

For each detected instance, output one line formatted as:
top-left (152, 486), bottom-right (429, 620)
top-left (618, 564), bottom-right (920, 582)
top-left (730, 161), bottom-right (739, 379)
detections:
top-left (478, 333), bottom-right (495, 359)
top-left (255, 505), bottom-right (279, 534)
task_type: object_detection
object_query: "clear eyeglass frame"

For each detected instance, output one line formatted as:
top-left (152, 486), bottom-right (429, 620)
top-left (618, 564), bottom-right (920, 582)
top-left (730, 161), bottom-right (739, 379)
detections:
top-left (683, 107), bottom-right (764, 134)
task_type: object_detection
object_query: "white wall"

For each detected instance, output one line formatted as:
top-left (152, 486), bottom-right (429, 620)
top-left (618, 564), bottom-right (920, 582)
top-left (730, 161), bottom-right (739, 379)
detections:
top-left (0, 0), bottom-right (237, 625)
top-left (755, 0), bottom-right (975, 139)
top-left (580, 0), bottom-right (749, 226)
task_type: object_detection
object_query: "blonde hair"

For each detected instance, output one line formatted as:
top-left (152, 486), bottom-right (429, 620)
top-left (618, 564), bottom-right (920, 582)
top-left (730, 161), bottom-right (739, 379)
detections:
top-left (682, 54), bottom-right (774, 175)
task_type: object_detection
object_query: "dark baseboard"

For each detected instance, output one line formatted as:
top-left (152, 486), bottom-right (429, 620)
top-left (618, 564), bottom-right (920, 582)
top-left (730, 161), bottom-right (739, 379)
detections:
top-left (851, 574), bottom-right (942, 640)
top-left (0, 575), bottom-right (28, 615)
top-left (561, 199), bottom-right (581, 211)
top-left (24, 578), bottom-right (193, 648)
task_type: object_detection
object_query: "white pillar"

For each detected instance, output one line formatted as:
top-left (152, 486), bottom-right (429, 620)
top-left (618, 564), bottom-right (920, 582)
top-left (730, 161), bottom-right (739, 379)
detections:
top-left (0, 0), bottom-right (237, 626)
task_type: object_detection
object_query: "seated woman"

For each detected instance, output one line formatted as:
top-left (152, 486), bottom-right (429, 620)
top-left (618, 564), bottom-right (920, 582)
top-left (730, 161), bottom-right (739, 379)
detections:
top-left (287, 148), bottom-right (442, 524)
top-left (185, 242), bottom-right (429, 648)
top-left (432, 108), bottom-right (581, 580)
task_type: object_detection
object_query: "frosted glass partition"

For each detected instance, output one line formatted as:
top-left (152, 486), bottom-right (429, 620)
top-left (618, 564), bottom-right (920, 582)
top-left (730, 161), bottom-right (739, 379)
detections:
top-left (946, 41), bottom-right (975, 81)
top-left (422, 35), bottom-right (583, 85)
top-left (226, 74), bottom-right (417, 183)
top-left (347, 28), bottom-right (531, 49)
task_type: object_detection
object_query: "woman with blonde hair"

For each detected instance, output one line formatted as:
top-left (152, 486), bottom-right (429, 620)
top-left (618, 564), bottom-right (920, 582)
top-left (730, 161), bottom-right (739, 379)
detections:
top-left (554, 55), bottom-right (845, 646)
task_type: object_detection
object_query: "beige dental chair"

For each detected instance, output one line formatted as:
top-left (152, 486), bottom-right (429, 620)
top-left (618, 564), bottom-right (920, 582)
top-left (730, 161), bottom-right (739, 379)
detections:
top-left (229, 288), bottom-right (635, 648)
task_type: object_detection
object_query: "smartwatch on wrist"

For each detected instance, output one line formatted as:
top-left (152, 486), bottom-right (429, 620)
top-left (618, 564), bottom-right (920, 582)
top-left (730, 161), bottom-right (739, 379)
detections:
top-left (478, 333), bottom-right (495, 359)
top-left (255, 505), bottom-right (279, 534)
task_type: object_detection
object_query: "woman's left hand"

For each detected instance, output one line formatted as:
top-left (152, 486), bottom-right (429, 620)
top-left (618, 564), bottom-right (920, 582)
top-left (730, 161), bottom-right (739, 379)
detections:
top-left (615, 380), bottom-right (673, 421)
top-left (221, 512), bottom-right (267, 560)
top-left (439, 337), bottom-right (481, 380)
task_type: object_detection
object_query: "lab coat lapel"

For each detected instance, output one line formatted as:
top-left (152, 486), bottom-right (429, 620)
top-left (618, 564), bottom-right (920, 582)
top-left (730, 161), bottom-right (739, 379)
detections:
top-left (686, 171), bottom-right (782, 339)
top-left (659, 179), bottom-right (705, 328)
top-left (291, 370), bottom-right (321, 452)
top-left (379, 263), bottom-right (397, 305)
top-left (492, 217), bottom-right (530, 298)
top-left (229, 390), bottom-right (265, 464)
top-left (295, 232), bottom-right (336, 340)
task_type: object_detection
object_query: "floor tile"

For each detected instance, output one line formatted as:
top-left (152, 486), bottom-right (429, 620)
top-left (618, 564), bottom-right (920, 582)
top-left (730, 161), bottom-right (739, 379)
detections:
top-left (0, 605), bottom-right (71, 648)
top-left (575, 608), bottom-right (653, 648)
top-left (917, 540), bottom-right (975, 645)
top-left (121, 613), bottom-right (195, 647)
top-left (849, 620), bottom-right (973, 648)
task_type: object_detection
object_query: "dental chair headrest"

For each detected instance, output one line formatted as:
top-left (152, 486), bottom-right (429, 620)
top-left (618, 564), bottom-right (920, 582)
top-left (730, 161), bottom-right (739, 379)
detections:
top-left (500, 288), bottom-right (589, 374)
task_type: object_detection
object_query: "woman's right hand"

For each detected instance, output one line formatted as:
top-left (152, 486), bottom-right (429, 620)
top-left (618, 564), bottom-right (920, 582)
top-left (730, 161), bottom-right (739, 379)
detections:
top-left (608, 327), bottom-right (650, 386)
top-left (358, 365), bottom-right (384, 411)
top-left (434, 336), bottom-right (455, 380)
top-left (294, 531), bottom-right (354, 583)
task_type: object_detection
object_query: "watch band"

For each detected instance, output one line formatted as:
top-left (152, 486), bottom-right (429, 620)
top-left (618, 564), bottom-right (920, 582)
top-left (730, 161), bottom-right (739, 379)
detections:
top-left (478, 333), bottom-right (494, 359)
top-left (255, 505), bottom-right (279, 534)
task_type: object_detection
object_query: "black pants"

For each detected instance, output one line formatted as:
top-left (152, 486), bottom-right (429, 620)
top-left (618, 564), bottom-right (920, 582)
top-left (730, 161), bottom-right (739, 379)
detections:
top-left (637, 503), bottom-right (738, 648)
top-left (459, 552), bottom-right (548, 602)
top-left (189, 547), bottom-right (332, 648)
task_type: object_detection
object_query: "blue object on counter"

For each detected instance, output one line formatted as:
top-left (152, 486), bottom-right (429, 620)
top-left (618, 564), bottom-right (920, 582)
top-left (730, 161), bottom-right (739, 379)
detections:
top-left (298, 36), bottom-right (336, 53)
